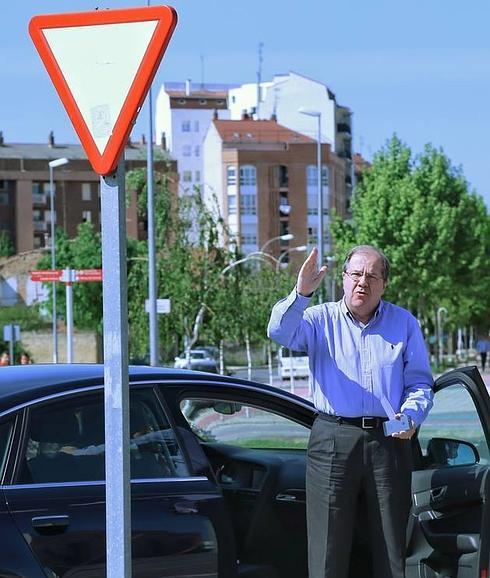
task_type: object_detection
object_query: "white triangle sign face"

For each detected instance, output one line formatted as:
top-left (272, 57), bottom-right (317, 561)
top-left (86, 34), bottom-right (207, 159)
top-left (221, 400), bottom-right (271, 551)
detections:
top-left (29, 7), bottom-right (177, 175)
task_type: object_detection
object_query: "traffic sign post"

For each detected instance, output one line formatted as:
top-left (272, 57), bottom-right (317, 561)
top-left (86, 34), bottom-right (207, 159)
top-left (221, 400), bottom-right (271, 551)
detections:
top-left (3, 324), bottom-right (20, 366)
top-left (30, 6), bottom-right (177, 577)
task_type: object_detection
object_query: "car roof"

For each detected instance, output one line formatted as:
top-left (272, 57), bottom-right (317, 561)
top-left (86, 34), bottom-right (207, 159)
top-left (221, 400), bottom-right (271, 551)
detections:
top-left (0, 364), bottom-right (313, 415)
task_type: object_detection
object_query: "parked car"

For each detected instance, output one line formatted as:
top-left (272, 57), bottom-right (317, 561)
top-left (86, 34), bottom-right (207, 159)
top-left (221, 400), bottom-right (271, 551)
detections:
top-left (0, 364), bottom-right (488, 577)
top-left (174, 348), bottom-right (219, 373)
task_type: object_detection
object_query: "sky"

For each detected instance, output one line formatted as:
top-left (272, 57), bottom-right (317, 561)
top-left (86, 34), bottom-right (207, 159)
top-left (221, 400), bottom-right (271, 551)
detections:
top-left (3, 0), bottom-right (490, 209)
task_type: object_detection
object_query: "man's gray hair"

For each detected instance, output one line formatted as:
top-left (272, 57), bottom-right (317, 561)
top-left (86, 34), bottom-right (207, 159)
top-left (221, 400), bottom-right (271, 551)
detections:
top-left (342, 245), bottom-right (390, 281)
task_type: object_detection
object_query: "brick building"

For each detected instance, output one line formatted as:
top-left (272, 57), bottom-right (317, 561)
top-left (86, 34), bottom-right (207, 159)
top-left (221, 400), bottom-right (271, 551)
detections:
top-left (203, 116), bottom-right (347, 268)
top-left (0, 132), bottom-right (177, 254)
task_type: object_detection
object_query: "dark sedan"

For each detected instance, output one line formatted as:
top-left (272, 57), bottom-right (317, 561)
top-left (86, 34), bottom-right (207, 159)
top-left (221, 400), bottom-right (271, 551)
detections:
top-left (0, 364), bottom-right (489, 578)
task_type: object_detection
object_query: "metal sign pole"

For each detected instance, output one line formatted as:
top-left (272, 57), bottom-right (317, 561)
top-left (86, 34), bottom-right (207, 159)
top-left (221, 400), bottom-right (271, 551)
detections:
top-left (147, 85), bottom-right (158, 366)
top-left (100, 160), bottom-right (131, 578)
top-left (65, 268), bottom-right (74, 363)
top-left (8, 324), bottom-right (14, 366)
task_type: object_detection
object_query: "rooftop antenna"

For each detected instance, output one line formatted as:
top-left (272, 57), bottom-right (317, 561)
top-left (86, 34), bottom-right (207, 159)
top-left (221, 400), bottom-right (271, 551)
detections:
top-left (256, 42), bottom-right (263, 119)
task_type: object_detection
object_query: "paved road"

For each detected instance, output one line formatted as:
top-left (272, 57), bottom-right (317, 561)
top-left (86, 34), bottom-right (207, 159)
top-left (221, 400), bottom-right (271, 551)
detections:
top-left (233, 365), bottom-right (490, 402)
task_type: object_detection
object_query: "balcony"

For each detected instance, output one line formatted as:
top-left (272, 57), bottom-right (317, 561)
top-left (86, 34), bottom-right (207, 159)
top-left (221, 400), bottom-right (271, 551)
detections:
top-left (337, 123), bottom-right (351, 135)
top-left (338, 150), bottom-right (352, 160)
top-left (33, 221), bottom-right (47, 232)
top-left (32, 193), bottom-right (47, 205)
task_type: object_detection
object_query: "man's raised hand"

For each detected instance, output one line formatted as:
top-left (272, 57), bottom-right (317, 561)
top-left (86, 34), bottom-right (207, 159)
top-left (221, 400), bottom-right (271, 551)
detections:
top-left (297, 247), bottom-right (328, 297)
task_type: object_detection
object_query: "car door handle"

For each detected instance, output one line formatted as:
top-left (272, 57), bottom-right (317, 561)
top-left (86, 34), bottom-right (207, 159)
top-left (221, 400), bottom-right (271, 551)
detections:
top-left (173, 501), bottom-right (199, 515)
top-left (32, 515), bottom-right (70, 533)
top-left (430, 486), bottom-right (447, 501)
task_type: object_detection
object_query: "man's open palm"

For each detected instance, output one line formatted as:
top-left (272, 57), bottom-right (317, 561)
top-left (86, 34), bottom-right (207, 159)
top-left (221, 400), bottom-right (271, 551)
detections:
top-left (297, 247), bottom-right (328, 297)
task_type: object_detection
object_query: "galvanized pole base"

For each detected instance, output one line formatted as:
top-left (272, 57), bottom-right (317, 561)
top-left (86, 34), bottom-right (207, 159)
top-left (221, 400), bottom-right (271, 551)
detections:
top-left (100, 161), bottom-right (131, 578)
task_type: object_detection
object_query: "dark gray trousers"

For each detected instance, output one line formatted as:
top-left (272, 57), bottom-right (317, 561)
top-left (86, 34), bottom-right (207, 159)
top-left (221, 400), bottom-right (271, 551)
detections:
top-left (306, 416), bottom-right (412, 578)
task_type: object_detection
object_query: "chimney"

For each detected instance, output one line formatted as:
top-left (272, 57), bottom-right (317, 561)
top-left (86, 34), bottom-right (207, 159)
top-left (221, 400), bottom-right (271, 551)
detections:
top-left (241, 110), bottom-right (249, 120)
top-left (160, 131), bottom-right (167, 150)
top-left (0, 131), bottom-right (4, 146)
top-left (127, 135), bottom-right (132, 147)
top-left (213, 110), bottom-right (218, 120)
top-left (270, 112), bottom-right (277, 122)
top-left (48, 131), bottom-right (55, 147)
top-left (185, 78), bottom-right (191, 96)
top-left (141, 134), bottom-right (147, 145)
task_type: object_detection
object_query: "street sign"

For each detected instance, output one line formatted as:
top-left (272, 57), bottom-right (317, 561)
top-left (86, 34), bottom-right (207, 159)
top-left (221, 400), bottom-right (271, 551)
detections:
top-left (76, 269), bottom-right (103, 282)
top-left (3, 324), bottom-right (20, 343)
top-left (31, 269), bottom-right (63, 282)
top-left (29, 6), bottom-right (178, 175)
top-left (145, 298), bottom-right (171, 314)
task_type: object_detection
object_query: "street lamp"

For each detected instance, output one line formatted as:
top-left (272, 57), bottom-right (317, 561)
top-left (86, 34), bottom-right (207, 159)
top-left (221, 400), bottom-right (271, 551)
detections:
top-left (298, 108), bottom-right (324, 275)
top-left (260, 233), bottom-right (294, 254)
top-left (48, 157), bottom-right (69, 363)
top-left (326, 256), bottom-right (336, 301)
top-left (220, 252), bottom-right (276, 277)
top-left (276, 245), bottom-right (308, 272)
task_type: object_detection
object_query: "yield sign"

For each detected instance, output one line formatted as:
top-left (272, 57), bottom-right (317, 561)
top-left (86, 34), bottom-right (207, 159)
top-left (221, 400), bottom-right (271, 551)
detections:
top-left (29, 6), bottom-right (177, 175)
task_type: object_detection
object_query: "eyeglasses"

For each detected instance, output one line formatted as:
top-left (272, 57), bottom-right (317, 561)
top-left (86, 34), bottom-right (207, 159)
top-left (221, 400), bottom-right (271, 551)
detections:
top-left (344, 270), bottom-right (384, 283)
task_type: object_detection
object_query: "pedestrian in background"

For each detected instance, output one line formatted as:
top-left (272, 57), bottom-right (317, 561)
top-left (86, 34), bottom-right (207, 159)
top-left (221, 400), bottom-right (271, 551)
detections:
top-left (0, 352), bottom-right (9, 366)
top-left (20, 353), bottom-right (32, 365)
top-left (476, 335), bottom-right (489, 372)
top-left (268, 245), bottom-right (433, 578)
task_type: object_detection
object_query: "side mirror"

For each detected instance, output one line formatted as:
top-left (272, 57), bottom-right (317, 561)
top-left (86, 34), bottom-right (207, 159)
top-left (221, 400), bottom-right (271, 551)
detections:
top-left (213, 401), bottom-right (242, 415)
top-left (426, 437), bottom-right (479, 467)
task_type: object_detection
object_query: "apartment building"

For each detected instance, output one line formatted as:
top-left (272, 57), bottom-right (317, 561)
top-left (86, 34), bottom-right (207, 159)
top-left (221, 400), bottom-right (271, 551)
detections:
top-left (229, 72), bottom-right (354, 213)
top-left (155, 81), bottom-right (234, 194)
top-left (203, 115), bottom-right (347, 265)
top-left (0, 132), bottom-right (176, 254)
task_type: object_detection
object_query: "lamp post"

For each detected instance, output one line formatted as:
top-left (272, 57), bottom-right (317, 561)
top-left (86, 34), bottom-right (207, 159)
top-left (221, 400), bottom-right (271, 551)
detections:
top-left (298, 108), bottom-right (323, 275)
top-left (276, 245), bottom-right (308, 272)
top-left (260, 233), bottom-right (294, 254)
top-left (326, 256), bottom-right (336, 301)
top-left (48, 157), bottom-right (69, 363)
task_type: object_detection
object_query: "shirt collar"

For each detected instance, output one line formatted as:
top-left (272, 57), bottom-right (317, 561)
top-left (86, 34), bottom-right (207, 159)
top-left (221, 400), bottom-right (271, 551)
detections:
top-left (340, 297), bottom-right (384, 325)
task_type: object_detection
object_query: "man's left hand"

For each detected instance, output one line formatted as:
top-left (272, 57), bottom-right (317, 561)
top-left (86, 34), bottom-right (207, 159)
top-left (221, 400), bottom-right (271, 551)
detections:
top-left (392, 413), bottom-right (416, 439)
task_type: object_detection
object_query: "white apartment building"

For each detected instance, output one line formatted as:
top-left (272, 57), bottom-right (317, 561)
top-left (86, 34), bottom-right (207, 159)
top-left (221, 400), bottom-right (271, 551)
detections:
top-left (155, 81), bottom-right (234, 194)
top-left (228, 71), bottom-right (353, 205)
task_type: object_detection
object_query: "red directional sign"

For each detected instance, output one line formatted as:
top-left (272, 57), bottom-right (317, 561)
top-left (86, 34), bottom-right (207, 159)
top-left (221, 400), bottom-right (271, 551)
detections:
top-left (29, 6), bottom-right (178, 175)
top-left (31, 270), bottom-right (63, 282)
top-left (76, 269), bottom-right (103, 282)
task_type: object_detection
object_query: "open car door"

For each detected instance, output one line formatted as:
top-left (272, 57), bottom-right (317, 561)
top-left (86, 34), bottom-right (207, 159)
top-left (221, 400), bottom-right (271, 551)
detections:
top-left (407, 366), bottom-right (490, 578)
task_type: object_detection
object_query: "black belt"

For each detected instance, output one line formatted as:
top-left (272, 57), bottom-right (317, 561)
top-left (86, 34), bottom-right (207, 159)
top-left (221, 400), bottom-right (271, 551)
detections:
top-left (317, 413), bottom-right (388, 429)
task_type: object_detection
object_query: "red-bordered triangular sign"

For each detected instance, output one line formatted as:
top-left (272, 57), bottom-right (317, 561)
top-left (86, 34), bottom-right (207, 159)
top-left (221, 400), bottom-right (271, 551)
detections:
top-left (29, 6), bottom-right (177, 175)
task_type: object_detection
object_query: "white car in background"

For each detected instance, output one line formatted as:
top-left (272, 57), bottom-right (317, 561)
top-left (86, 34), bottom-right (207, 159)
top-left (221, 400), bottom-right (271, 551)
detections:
top-left (174, 348), bottom-right (219, 373)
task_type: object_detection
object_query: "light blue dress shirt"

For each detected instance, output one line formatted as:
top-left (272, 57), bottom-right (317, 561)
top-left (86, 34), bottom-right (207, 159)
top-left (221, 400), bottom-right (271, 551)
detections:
top-left (268, 289), bottom-right (433, 426)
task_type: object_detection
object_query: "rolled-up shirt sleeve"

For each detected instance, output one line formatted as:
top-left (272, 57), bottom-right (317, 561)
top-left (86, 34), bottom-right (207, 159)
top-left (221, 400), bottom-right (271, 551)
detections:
top-left (400, 316), bottom-right (434, 426)
top-left (267, 288), bottom-right (314, 353)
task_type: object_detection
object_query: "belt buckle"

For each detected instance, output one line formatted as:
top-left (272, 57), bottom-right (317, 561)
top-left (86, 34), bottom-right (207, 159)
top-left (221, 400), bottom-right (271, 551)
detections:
top-left (362, 417), bottom-right (375, 429)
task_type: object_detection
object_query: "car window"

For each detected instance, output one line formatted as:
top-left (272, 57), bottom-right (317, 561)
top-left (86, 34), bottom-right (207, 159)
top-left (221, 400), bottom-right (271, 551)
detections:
top-left (417, 382), bottom-right (490, 467)
top-left (15, 389), bottom-right (189, 485)
top-left (0, 420), bottom-right (13, 480)
top-left (180, 398), bottom-right (310, 449)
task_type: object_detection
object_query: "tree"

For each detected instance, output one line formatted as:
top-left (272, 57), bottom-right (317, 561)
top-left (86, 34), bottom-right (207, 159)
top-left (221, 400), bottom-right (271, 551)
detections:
top-left (0, 231), bottom-right (14, 257)
top-left (331, 135), bottom-right (490, 335)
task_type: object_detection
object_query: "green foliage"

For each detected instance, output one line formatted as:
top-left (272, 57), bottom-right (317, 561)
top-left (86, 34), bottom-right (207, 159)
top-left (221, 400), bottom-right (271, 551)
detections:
top-left (0, 231), bottom-right (14, 257)
top-left (0, 304), bottom-right (48, 331)
top-left (37, 223), bottom-right (103, 331)
top-left (331, 135), bottom-right (490, 332)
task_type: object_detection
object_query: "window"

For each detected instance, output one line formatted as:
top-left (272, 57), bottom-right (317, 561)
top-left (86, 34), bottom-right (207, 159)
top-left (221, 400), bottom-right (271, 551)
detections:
top-left (240, 233), bottom-right (258, 245)
top-left (182, 171), bottom-right (192, 182)
top-left (228, 195), bottom-right (237, 215)
top-left (82, 210), bottom-right (92, 223)
top-left (240, 193), bottom-right (257, 215)
top-left (418, 382), bottom-right (490, 467)
top-left (16, 390), bottom-right (189, 484)
top-left (32, 183), bottom-right (42, 196)
top-left (306, 165), bottom-right (329, 186)
top-left (180, 398), bottom-right (310, 450)
top-left (0, 193), bottom-right (9, 205)
top-left (308, 226), bottom-right (317, 244)
top-left (307, 193), bottom-right (318, 215)
top-left (194, 120), bottom-right (200, 132)
top-left (199, 99), bottom-right (207, 105)
top-left (81, 183), bottom-right (92, 201)
top-left (279, 165), bottom-right (289, 187)
top-left (194, 145), bottom-right (200, 157)
top-left (182, 145), bottom-right (191, 157)
top-left (181, 120), bottom-right (191, 132)
top-left (227, 166), bottom-right (237, 186)
top-left (194, 170), bottom-right (201, 183)
top-left (240, 165), bottom-right (256, 186)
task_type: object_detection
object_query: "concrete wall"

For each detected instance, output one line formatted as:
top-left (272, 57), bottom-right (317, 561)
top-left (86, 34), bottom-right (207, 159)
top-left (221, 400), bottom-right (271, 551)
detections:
top-left (21, 330), bottom-right (101, 364)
